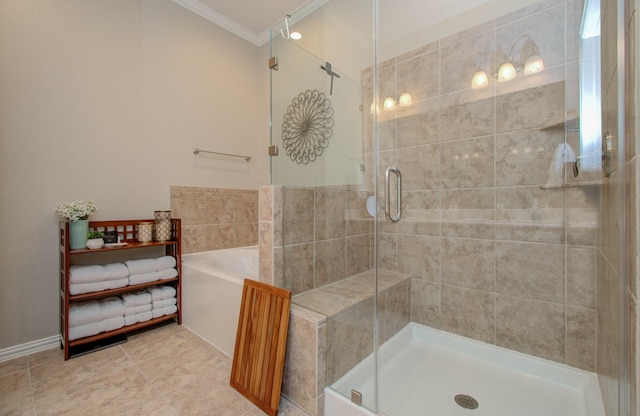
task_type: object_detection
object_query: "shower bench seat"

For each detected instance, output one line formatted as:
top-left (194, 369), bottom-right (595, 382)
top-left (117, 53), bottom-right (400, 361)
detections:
top-left (282, 269), bottom-right (411, 416)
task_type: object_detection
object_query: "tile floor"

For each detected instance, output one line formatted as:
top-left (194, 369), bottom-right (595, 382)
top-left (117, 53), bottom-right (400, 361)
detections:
top-left (0, 323), bottom-right (308, 416)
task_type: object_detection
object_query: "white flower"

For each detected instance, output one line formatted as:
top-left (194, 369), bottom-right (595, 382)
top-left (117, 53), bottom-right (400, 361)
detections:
top-left (55, 200), bottom-right (97, 222)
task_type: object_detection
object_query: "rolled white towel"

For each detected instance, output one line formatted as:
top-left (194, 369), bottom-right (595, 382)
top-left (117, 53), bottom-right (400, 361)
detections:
top-left (124, 311), bottom-right (152, 326)
top-left (68, 321), bottom-right (101, 341)
top-left (122, 290), bottom-right (151, 307)
top-left (69, 300), bottom-right (101, 327)
top-left (151, 304), bottom-right (177, 319)
top-left (103, 263), bottom-right (129, 280)
top-left (99, 316), bottom-right (124, 333)
top-left (124, 304), bottom-right (152, 316)
top-left (69, 281), bottom-right (109, 296)
top-left (69, 265), bottom-right (106, 284)
top-left (152, 297), bottom-right (176, 309)
top-left (148, 285), bottom-right (177, 301)
top-left (128, 271), bottom-right (161, 286)
top-left (155, 256), bottom-right (176, 271)
top-left (125, 259), bottom-right (157, 275)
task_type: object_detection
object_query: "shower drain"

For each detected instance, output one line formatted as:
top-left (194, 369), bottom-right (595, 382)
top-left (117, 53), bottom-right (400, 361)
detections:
top-left (454, 394), bottom-right (479, 410)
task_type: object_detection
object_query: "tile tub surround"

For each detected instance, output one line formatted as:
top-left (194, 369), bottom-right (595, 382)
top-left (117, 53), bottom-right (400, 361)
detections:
top-left (0, 323), bottom-right (307, 416)
top-left (281, 270), bottom-right (411, 416)
top-left (171, 186), bottom-right (258, 254)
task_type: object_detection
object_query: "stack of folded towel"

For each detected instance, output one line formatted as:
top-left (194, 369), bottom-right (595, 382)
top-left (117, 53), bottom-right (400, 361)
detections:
top-left (122, 289), bottom-right (153, 326)
top-left (125, 256), bottom-right (178, 286)
top-left (148, 285), bottom-right (178, 318)
top-left (69, 263), bottom-right (129, 295)
top-left (68, 296), bottom-right (125, 341)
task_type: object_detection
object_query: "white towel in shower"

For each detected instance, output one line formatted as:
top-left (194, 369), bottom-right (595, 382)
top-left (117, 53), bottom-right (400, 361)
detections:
top-left (121, 289), bottom-right (151, 307)
top-left (545, 143), bottom-right (577, 187)
top-left (152, 297), bottom-right (176, 309)
top-left (148, 285), bottom-right (176, 301)
top-left (151, 304), bottom-right (177, 319)
top-left (124, 311), bottom-right (152, 326)
top-left (124, 303), bottom-right (152, 316)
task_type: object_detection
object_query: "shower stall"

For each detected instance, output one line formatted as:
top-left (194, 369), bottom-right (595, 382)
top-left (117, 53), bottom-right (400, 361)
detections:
top-left (266, 0), bottom-right (629, 415)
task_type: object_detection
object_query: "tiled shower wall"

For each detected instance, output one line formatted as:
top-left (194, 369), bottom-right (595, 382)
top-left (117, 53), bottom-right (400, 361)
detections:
top-left (362, 0), bottom-right (599, 371)
top-left (259, 185), bottom-right (373, 294)
top-left (170, 186), bottom-right (258, 254)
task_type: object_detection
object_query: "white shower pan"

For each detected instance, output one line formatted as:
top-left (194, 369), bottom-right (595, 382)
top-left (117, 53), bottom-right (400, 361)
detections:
top-left (326, 323), bottom-right (605, 416)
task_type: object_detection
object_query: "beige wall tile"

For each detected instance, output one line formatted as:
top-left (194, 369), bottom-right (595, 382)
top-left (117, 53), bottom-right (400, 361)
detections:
top-left (440, 136), bottom-right (494, 189)
top-left (181, 225), bottom-right (204, 254)
top-left (381, 280), bottom-right (411, 343)
top-left (204, 224), bottom-right (233, 251)
top-left (204, 192), bottom-right (233, 225)
top-left (566, 306), bottom-right (596, 371)
top-left (440, 90), bottom-right (494, 141)
top-left (315, 189), bottom-right (347, 241)
top-left (233, 193), bottom-right (258, 224)
top-left (283, 243), bottom-right (315, 295)
top-left (567, 246), bottom-right (597, 308)
top-left (326, 309), bottom-right (358, 384)
top-left (346, 235), bottom-right (371, 277)
top-left (496, 81), bottom-right (565, 133)
top-left (283, 188), bottom-right (315, 245)
top-left (397, 144), bottom-right (440, 190)
top-left (441, 238), bottom-right (494, 291)
top-left (411, 279), bottom-right (441, 328)
top-left (233, 223), bottom-right (258, 247)
top-left (441, 285), bottom-right (495, 344)
top-left (315, 239), bottom-right (346, 287)
top-left (171, 190), bottom-right (204, 226)
top-left (495, 241), bottom-right (564, 303)
top-left (442, 189), bottom-right (494, 239)
top-left (441, 30), bottom-right (495, 94)
top-left (496, 295), bottom-right (565, 362)
top-left (396, 101), bottom-right (440, 148)
top-left (397, 235), bottom-right (440, 281)
top-left (396, 51), bottom-right (440, 101)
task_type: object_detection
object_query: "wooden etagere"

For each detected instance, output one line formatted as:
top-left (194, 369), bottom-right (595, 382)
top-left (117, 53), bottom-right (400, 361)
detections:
top-left (59, 219), bottom-right (182, 360)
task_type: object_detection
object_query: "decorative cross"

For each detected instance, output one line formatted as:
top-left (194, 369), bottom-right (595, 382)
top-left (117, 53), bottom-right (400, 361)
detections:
top-left (320, 61), bottom-right (341, 95)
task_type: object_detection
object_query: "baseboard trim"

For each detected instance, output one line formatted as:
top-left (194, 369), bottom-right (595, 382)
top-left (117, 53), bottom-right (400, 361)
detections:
top-left (0, 335), bottom-right (60, 362)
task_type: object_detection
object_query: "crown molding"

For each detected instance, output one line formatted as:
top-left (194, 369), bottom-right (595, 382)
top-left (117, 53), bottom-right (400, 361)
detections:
top-left (171, 0), bottom-right (264, 46)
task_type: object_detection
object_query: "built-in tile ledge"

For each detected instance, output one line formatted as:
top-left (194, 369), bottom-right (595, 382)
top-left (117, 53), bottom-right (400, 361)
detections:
top-left (292, 269), bottom-right (410, 320)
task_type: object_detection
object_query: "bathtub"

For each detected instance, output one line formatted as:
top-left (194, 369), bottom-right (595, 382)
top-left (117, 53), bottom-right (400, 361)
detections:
top-left (325, 323), bottom-right (605, 416)
top-left (181, 246), bottom-right (258, 357)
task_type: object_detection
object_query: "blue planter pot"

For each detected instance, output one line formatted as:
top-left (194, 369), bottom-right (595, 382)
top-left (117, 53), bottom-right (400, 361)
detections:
top-left (69, 220), bottom-right (89, 249)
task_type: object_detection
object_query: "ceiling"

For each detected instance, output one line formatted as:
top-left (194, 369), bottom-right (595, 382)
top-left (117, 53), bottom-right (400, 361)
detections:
top-left (171, 0), bottom-right (310, 46)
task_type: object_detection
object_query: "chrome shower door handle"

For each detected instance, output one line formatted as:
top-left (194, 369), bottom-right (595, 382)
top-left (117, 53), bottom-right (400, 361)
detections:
top-left (385, 166), bottom-right (402, 223)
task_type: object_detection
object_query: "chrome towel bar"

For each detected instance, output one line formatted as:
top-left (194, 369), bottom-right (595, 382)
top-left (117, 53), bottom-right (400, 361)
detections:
top-left (193, 148), bottom-right (252, 162)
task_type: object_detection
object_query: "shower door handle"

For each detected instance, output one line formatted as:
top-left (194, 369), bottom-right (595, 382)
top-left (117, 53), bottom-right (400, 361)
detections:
top-left (385, 166), bottom-right (402, 223)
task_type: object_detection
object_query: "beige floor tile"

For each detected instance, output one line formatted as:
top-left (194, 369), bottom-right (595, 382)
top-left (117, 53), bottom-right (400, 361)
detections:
top-left (2, 323), bottom-right (308, 416)
top-left (30, 344), bottom-right (135, 401)
top-left (34, 366), bottom-right (163, 416)
top-left (0, 369), bottom-right (33, 414)
top-left (0, 356), bottom-right (28, 376)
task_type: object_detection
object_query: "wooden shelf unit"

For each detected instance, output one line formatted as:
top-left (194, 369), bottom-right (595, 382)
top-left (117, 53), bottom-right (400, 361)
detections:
top-left (59, 219), bottom-right (182, 360)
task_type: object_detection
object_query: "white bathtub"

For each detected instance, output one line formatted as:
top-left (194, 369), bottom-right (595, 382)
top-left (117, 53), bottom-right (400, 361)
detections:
top-left (181, 246), bottom-right (258, 357)
top-left (326, 323), bottom-right (605, 416)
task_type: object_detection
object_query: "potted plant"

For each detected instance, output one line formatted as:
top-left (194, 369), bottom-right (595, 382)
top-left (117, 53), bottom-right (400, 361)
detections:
top-left (86, 231), bottom-right (104, 250)
top-left (54, 200), bottom-right (98, 249)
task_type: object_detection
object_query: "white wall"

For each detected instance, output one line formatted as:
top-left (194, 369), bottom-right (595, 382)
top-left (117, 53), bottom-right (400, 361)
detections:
top-left (0, 0), bottom-right (268, 349)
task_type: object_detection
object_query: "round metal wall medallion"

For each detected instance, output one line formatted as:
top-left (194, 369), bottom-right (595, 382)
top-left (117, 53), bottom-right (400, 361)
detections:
top-left (281, 89), bottom-right (334, 165)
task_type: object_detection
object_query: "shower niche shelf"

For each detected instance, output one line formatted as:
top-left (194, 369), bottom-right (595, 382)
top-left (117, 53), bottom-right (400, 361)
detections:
top-left (59, 219), bottom-right (182, 360)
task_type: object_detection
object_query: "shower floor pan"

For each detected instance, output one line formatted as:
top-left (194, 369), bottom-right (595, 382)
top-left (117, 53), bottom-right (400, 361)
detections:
top-left (327, 323), bottom-right (604, 416)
